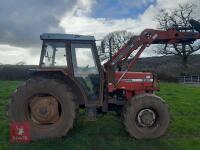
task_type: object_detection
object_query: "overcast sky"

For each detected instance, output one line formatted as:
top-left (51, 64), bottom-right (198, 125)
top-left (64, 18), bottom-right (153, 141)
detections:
top-left (0, 0), bottom-right (199, 65)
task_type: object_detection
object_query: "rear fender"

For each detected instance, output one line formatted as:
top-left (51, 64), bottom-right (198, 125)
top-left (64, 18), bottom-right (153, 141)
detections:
top-left (30, 68), bottom-right (87, 105)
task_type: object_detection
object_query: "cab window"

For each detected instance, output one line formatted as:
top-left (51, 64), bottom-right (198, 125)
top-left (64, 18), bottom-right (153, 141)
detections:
top-left (42, 42), bottom-right (67, 67)
top-left (71, 44), bottom-right (100, 101)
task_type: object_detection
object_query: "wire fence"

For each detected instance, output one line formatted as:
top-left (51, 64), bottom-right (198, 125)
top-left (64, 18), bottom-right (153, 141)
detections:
top-left (178, 75), bottom-right (200, 84)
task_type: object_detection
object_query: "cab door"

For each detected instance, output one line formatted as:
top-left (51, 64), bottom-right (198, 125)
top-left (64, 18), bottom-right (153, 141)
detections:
top-left (71, 43), bottom-right (103, 104)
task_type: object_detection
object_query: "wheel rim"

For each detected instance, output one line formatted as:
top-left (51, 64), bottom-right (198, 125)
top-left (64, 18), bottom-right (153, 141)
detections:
top-left (137, 108), bottom-right (156, 127)
top-left (29, 96), bottom-right (60, 125)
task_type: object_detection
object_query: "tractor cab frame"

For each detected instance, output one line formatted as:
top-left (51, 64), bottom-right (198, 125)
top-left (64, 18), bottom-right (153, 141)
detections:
top-left (39, 33), bottom-right (104, 106)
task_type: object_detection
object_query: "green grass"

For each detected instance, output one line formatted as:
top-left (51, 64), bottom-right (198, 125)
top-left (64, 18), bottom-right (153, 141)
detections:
top-left (0, 81), bottom-right (200, 150)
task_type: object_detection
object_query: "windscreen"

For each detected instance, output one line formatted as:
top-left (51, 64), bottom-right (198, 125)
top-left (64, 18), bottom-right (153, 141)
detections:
top-left (41, 42), bottom-right (67, 67)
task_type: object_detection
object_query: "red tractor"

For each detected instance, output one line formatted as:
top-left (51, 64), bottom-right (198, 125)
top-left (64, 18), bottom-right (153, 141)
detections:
top-left (9, 20), bottom-right (200, 140)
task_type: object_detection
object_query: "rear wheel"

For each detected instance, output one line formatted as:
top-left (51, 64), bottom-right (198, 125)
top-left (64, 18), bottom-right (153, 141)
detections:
top-left (9, 78), bottom-right (76, 141)
top-left (123, 94), bottom-right (170, 139)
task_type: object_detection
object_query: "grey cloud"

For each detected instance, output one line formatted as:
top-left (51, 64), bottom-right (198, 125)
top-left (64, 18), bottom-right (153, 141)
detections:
top-left (0, 0), bottom-right (78, 48)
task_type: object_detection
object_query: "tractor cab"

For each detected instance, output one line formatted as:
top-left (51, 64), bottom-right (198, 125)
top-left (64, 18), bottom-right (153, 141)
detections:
top-left (39, 33), bottom-right (104, 104)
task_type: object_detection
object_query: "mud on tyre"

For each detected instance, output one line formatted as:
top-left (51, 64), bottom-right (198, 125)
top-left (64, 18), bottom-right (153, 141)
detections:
top-left (123, 94), bottom-right (170, 139)
top-left (9, 78), bottom-right (76, 141)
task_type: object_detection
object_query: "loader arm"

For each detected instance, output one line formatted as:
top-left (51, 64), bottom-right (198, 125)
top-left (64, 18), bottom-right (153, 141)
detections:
top-left (104, 19), bottom-right (200, 85)
top-left (105, 28), bottom-right (200, 71)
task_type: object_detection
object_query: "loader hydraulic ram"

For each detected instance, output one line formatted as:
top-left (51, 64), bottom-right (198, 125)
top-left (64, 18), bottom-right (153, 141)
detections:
top-left (8, 19), bottom-right (200, 141)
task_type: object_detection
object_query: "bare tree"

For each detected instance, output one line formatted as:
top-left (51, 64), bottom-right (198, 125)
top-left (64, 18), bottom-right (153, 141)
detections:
top-left (155, 3), bottom-right (200, 74)
top-left (98, 30), bottom-right (133, 62)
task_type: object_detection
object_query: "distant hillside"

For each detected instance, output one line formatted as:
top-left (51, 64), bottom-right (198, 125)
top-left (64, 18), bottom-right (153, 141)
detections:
top-left (134, 54), bottom-right (200, 81)
top-left (0, 54), bottom-right (199, 81)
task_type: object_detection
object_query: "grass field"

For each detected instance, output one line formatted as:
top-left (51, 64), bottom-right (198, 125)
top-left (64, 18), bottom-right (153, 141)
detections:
top-left (0, 81), bottom-right (200, 150)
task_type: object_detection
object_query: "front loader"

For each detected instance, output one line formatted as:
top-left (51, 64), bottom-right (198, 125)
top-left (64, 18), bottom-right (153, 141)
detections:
top-left (8, 19), bottom-right (200, 140)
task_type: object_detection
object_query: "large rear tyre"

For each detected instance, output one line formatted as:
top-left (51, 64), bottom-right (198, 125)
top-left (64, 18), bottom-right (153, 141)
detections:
top-left (9, 78), bottom-right (76, 141)
top-left (123, 94), bottom-right (170, 139)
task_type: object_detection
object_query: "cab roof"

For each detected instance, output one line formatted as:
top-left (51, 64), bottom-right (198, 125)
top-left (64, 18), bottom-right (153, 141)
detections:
top-left (40, 33), bottom-right (95, 41)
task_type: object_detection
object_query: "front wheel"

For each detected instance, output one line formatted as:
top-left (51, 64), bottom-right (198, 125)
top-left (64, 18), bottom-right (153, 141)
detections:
top-left (123, 94), bottom-right (170, 139)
